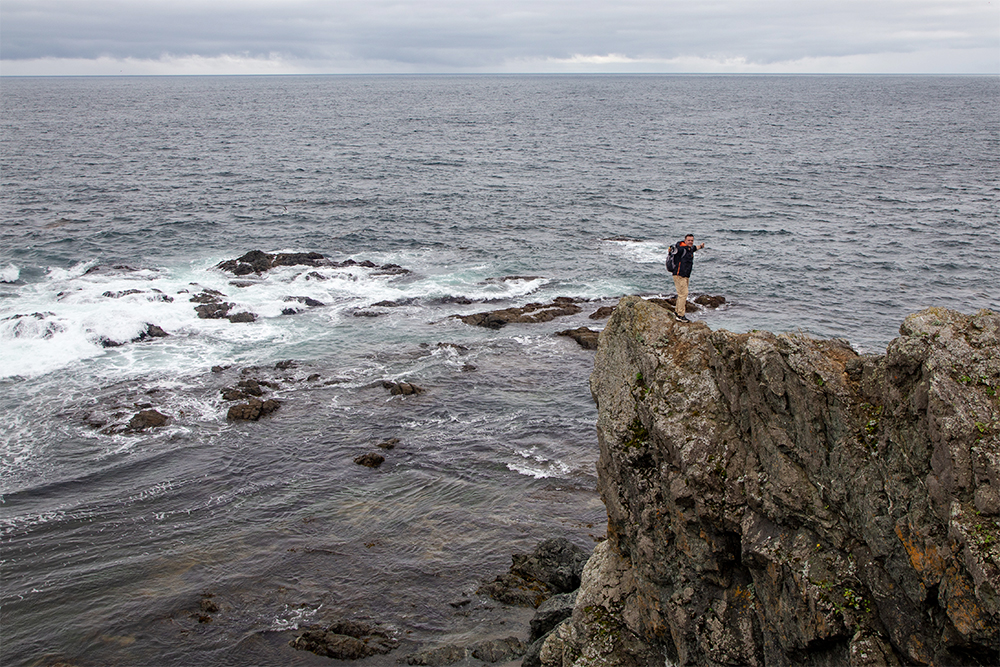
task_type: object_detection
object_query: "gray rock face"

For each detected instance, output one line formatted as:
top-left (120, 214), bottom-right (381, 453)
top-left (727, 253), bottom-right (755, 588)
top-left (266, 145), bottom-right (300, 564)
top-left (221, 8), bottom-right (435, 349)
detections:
top-left (551, 297), bottom-right (998, 667)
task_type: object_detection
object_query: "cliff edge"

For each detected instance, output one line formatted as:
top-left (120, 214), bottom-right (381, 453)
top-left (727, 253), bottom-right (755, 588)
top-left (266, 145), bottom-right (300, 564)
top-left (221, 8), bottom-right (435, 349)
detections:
top-left (543, 297), bottom-right (999, 667)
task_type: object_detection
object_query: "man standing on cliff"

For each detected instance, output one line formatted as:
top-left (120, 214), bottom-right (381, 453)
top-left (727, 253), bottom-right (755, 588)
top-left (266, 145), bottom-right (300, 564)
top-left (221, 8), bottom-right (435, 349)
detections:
top-left (669, 234), bottom-right (704, 323)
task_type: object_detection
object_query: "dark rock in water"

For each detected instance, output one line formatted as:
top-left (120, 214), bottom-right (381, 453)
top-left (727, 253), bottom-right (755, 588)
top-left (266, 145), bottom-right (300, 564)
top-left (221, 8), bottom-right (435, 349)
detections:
top-left (556, 327), bottom-right (600, 350)
top-left (589, 306), bottom-right (616, 320)
top-left (377, 438), bottom-right (400, 450)
top-left (128, 409), bottom-right (168, 431)
top-left (382, 380), bottom-right (424, 396)
top-left (458, 298), bottom-right (583, 329)
top-left (217, 250), bottom-right (326, 276)
top-left (99, 323), bottom-right (170, 348)
top-left (404, 644), bottom-right (467, 666)
top-left (142, 323), bottom-right (169, 339)
top-left (274, 360), bottom-right (296, 370)
top-left (227, 311), bottom-right (256, 323)
top-left (195, 302), bottom-right (233, 319)
top-left (354, 452), bottom-right (385, 468)
top-left (102, 288), bottom-right (143, 298)
top-left (290, 620), bottom-right (398, 660)
top-left (478, 538), bottom-right (589, 608)
top-left (238, 379), bottom-right (263, 396)
top-left (226, 398), bottom-right (279, 421)
top-left (693, 294), bottom-right (726, 308)
top-left (307, 373), bottom-right (321, 382)
top-left (557, 298), bottom-right (1000, 667)
top-left (470, 636), bottom-right (527, 662)
top-left (189, 288), bottom-right (225, 303)
top-left (283, 295), bottom-right (325, 308)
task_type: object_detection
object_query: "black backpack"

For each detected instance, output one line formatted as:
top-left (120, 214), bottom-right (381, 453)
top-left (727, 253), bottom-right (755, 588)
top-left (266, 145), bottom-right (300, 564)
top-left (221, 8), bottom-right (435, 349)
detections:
top-left (665, 244), bottom-right (679, 273)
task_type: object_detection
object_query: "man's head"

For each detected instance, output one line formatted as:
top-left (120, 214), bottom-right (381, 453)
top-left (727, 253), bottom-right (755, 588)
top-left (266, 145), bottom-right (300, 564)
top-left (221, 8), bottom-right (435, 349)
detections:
top-left (684, 234), bottom-right (694, 243)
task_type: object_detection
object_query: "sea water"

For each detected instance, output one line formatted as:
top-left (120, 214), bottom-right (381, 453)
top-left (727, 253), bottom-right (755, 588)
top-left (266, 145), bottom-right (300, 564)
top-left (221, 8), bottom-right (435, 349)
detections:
top-left (1, 75), bottom-right (997, 666)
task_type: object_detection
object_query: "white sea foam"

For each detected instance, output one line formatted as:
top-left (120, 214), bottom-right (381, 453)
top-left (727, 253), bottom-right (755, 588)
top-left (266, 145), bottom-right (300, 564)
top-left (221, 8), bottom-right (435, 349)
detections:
top-left (602, 238), bottom-right (669, 265)
top-left (0, 264), bottom-right (20, 283)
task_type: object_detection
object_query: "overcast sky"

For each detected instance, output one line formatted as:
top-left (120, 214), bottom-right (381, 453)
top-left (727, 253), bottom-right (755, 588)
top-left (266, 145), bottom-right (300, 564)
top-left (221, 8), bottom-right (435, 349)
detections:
top-left (1, 0), bottom-right (998, 76)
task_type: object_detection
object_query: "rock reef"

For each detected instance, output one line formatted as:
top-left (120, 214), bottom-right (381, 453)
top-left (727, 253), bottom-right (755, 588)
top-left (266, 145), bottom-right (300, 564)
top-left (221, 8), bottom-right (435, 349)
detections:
top-left (545, 298), bottom-right (998, 667)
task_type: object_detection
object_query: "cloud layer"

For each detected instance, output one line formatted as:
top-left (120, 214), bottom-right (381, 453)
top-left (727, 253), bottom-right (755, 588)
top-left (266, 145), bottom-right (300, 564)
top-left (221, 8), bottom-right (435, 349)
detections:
top-left (2, 0), bottom-right (997, 75)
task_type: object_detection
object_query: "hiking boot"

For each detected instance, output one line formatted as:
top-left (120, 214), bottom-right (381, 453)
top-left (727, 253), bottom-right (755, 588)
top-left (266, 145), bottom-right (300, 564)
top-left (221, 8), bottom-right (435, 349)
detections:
top-left (675, 314), bottom-right (691, 323)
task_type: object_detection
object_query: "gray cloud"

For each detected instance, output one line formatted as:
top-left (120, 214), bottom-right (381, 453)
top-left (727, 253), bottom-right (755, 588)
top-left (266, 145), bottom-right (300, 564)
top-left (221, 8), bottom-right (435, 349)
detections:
top-left (1, 0), bottom-right (997, 73)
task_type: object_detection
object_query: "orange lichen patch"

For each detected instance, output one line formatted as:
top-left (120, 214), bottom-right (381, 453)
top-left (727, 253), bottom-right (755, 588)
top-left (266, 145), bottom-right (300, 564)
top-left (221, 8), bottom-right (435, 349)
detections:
top-left (895, 523), bottom-right (947, 584)
top-left (942, 568), bottom-right (991, 638)
top-left (730, 584), bottom-right (755, 611)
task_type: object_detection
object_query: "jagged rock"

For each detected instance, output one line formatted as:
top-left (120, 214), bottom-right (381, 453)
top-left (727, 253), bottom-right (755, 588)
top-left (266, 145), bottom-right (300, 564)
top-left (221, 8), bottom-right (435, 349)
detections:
top-left (226, 311), bottom-right (256, 323)
top-left (478, 538), bottom-right (589, 608)
top-left (216, 250), bottom-right (326, 275)
top-left (127, 409), bottom-right (168, 431)
top-left (354, 452), bottom-right (385, 468)
top-left (556, 327), bottom-right (600, 350)
top-left (553, 298), bottom-right (999, 667)
top-left (289, 620), bottom-right (398, 660)
top-left (458, 298), bottom-right (583, 329)
top-left (226, 398), bottom-right (280, 421)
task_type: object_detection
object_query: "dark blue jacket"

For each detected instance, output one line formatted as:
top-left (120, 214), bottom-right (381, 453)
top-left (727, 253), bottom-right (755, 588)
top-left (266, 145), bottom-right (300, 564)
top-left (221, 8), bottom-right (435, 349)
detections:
top-left (671, 241), bottom-right (698, 278)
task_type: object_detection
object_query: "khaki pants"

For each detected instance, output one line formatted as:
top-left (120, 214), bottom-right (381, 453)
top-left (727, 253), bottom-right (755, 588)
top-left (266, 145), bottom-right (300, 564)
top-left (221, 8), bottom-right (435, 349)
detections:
top-left (672, 275), bottom-right (689, 316)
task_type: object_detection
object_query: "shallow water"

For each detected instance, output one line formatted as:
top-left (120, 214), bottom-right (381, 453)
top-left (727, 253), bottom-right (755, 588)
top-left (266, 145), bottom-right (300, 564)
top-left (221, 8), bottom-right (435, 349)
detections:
top-left (1, 74), bottom-right (997, 666)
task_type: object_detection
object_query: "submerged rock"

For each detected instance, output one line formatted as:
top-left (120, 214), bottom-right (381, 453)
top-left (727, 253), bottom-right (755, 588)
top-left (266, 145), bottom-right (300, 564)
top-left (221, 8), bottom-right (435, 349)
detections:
top-left (354, 452), bottom-right (385, 469)
top-left (553, 298), bottom-right (999, 667)
top-left (226, 398), bottom-right (280, 421)
top-left (127, 409), bottom-right (169, 431)
top-left (289, 620), bottom-right (398, 660)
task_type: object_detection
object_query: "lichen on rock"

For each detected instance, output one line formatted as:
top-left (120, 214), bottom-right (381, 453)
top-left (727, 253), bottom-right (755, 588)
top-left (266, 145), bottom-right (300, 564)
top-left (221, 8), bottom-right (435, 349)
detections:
top-left (553, 297), bottom-right (998, 667)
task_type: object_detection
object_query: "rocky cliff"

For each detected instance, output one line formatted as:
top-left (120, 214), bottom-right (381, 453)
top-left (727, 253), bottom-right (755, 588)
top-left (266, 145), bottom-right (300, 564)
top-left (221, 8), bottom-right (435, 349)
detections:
top-left (542, 297), bottom-right (999, 667)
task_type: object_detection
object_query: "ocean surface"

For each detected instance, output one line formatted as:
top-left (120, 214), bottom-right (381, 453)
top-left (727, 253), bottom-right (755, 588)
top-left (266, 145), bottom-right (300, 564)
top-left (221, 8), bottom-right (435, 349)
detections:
top-left (1, 74), bottom-right (997, 666)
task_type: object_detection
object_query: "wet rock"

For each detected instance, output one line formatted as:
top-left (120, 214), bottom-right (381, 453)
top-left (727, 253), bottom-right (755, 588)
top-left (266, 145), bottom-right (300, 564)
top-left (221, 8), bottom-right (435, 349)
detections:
top-left (382, 380), bottom-right (424, 396)
top-left (128, 409), bottom-right (169, 431)
top-left (693, 294), bottom-right (726, 308)
top-left (354, 452), bottom-right (385, 468)
top-left (307, 373), bottom-right (321, 382)
top-left (283, 295), bottom-right (325, 308)
top-left (589, 306), bottom-right (616, 320)
top-left (274, 360), bottom-right (296, 370)
top-left (216, 250), bottom-right (326, 276)
top-left (377, 438), bottom-right (400, 450)
top-left (226, 311), bottom-right (256, 323)
top-left (226, 398), bottom-right (280, 421)
top-left (555, 327), bottom-right (600, 350)
top-left (458, 297), bottom-right (583, 329)
top-left (478, 538), bottom-right (589, 608)
top-left (404, 644), bottom-right (467, 666)
top-left (195, 302), bottom-right (233, 319)
top-left (470, 636), bottom-right (527, 662)
top-left (102, 289), bottom-right (143, 298)
top-left (290, 620), bottom-right (398, 660)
